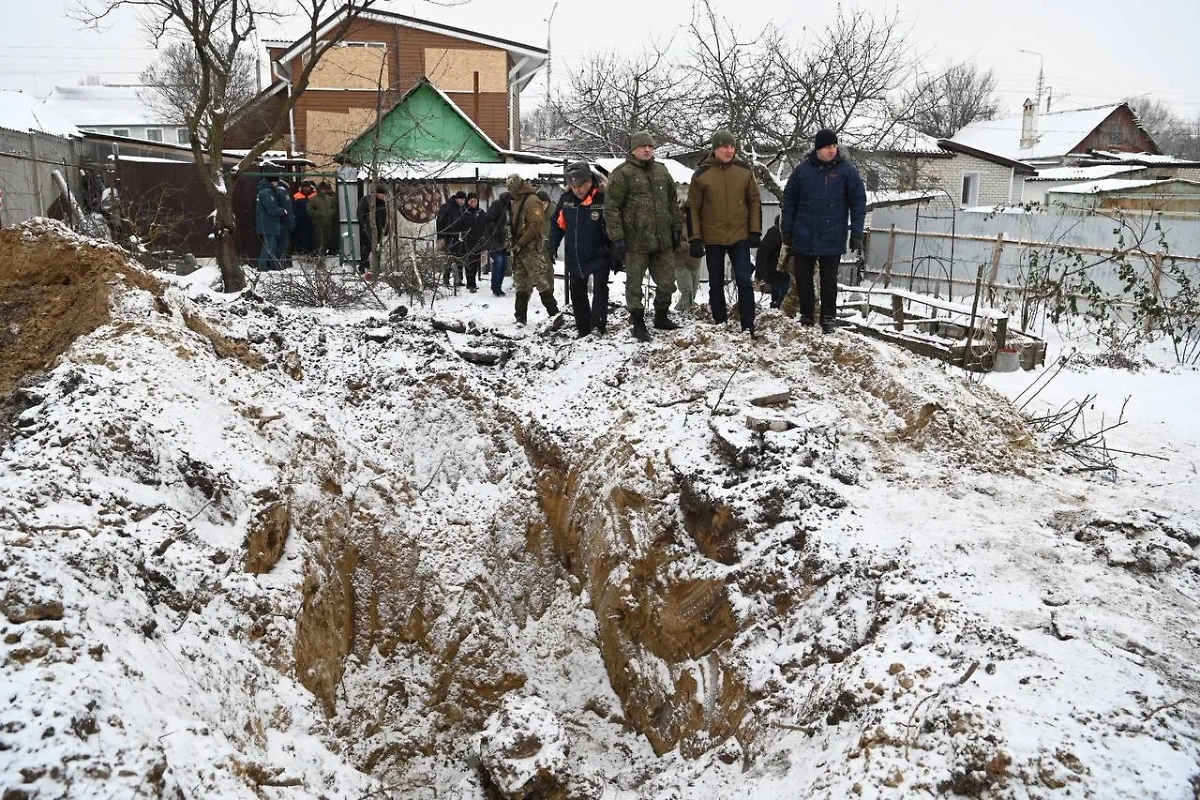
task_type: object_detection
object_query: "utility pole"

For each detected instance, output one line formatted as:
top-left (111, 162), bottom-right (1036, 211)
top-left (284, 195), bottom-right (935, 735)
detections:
top-left (1018, 49), bottom-right (1044, 112)
top-left (545, 1), bottom-right (558, 107)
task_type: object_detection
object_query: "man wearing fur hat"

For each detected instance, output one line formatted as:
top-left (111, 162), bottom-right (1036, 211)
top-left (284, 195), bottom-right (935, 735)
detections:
top-left (781, 128), bottom-right (866, 333)
top-left (506, 173), bottom-right (559, 325)
top-left (604, 131), bottom-right (682, 342)
top-left (687, 129), bottom-right (762, 336)
top-left (549, 162), bottom-right (613, 338)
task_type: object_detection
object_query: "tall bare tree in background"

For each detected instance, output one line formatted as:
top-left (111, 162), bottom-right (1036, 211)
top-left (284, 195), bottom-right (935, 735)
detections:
top-left (74, 0), bottom-right (434, 292)
top-left (548, 47), bottom-right (690, 157)
top-left (680, 0), bottom-right (933, 198)
top-left (1124, 96), bottom-right (1200, 160)
top-left (139, 40), bottom-right (257, 145)
top-left (903, 62), bottom-right (1000, 139)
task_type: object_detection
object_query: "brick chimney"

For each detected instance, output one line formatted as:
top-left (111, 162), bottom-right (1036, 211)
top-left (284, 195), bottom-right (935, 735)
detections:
top-left (1020, 98), bottom-right (1038, 150)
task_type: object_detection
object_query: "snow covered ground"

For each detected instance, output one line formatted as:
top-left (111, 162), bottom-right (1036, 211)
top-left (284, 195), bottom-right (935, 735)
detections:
top-left (1, 222), bottom-right (1197, 799)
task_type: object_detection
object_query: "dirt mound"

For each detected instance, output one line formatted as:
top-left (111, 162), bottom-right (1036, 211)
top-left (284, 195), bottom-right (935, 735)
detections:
top-left (0, 218), bottom-right (159, 396)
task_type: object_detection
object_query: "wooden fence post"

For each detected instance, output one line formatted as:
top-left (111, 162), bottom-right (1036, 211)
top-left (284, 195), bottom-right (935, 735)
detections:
top-left (891, 293), bottom-right (905, 331)
top-left (986, 233), bottom-right (1005, 305)
top-left (883, 224), bottom-right (897, 288)
top-left (962, 263), bottom-right (986, 369)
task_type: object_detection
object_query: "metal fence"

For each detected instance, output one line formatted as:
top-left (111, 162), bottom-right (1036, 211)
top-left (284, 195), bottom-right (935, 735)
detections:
top-left (0, 127), bottom-right (82, 227)
top-left (865, 206), bottom-right (1200, 327)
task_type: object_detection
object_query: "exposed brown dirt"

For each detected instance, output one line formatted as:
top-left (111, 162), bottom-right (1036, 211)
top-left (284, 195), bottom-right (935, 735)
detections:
top-left (0, 220), bottom-right (160, 397)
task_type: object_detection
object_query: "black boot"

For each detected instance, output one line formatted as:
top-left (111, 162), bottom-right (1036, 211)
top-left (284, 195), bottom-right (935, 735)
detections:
top-left (515, 292), bottom-right (530, 325)
top-left (653, 307), bottom-right (680, 330)
top-left (631, 310), bottom-right (651, 342)
top-left (540, 290), bottom-right (560, 316)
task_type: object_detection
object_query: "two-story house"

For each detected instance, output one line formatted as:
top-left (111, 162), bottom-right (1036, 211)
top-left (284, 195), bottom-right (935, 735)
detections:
top-left (227, 9), bottom-right (547, 168)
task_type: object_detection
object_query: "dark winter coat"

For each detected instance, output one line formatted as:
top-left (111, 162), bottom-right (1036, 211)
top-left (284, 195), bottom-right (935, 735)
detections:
top-left (604, 155), bottom-right (680, 254)
top-left (480, 195), bottom-right (510, 253)
top-left (548, 183), bottom-right (612, 278)
top-left (755, 222), bottom-right (785, 282)
top-left (781, 150), bottom-right (867, 256)
top-left (276, 184), bottom-right (295, 231)
top-left (687, 154), bottom-right (762, 246)
top-left (462, 206), bottom-right (485, 254)
top-left (436, 199), bottom-right (471, 255)
top-left (255, 179), bottom-right (285, 237)
top-left (356, 194), bottom-right (388, 238)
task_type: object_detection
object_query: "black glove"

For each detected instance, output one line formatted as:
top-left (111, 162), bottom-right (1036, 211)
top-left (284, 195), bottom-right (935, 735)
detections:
top-left (689, 240), bottom-right (706, 259)
top-left (749, 231), bottom-right (761, 248)
top-left (849, 235), bottom-right (863, 253)
top-left (672, 230), bottom-right (681, 250)
top-left (782, 231), bottom-right (792, 249)
top-left (612, 239), bottom-right (626, 265)
top-left (547, 246), bottom-right (558, 264)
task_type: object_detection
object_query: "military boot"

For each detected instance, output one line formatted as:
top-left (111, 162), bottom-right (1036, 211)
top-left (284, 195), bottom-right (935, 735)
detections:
top-left (631, 310), bottom-right (651, 343)
top-left (653, 307), bottom-right (680, 330)
top-left (515, 292), bottom-right (530, 325)
top-left (539, 290), bottom-right (560, 316)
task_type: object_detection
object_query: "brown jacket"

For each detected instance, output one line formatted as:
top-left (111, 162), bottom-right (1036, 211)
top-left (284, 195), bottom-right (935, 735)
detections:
top-left (687, 154), bottom-right (762, 246)
top-left (509, 182), bottom-right (546, 253)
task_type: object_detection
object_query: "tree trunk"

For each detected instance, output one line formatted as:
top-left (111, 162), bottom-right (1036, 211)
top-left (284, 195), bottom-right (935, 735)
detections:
top-left (214, 195), bottom-right (246, 292)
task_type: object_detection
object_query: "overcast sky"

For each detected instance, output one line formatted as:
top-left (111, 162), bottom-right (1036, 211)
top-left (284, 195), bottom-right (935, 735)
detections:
top-left (3, 0), bottom-right (1198, 121)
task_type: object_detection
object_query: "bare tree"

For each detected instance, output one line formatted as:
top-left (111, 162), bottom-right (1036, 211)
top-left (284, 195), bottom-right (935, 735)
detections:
top-left (903, 62), bottom-right (1000, 139)
top-left (1123, 96), bottom-right (1200, 159)
top-left (74, 0), bottom-right (447, 292)
top-left (682, 0), bottom-right (931, 199)
top-left (139, 39), bottom-right (257, 144)
top-left (549, 47), bottom-right (691, 157)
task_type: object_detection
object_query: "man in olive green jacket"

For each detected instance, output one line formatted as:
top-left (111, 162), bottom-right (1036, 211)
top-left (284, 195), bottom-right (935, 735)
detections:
top-left (507, 174), bottom-right (559, 325)
top-left (687, 129), bottom-right (763, 335)
top-left (604, 131), bottom-right (682, 342)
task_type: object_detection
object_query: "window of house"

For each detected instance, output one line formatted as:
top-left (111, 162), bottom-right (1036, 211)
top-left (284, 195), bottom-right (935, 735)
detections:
top-left (112, 128), bottom-right (130, 138)
top-left (177, 128), bottom-right (190, 145)
top-left (961, 172), bottom-right (981, 207)
top-left (146, 128), bottom-right (163, 142)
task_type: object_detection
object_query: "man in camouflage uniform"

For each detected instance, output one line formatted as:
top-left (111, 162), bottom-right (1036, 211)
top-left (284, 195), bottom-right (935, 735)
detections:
top-left (506, 173), bottom-right (560, 325)
top-left (604, 131), bottom-right (681, 342)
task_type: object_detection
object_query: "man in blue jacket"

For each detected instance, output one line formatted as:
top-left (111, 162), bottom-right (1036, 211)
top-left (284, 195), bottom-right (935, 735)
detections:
top-left (548, 162), bottom-right (613, 338)
top-left (781, 129), bottom-right (867, 333)
top-left (254, 176), bottom-right (285, 271)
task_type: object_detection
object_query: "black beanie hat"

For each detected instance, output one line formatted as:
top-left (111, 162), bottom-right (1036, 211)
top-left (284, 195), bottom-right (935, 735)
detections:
top-left (453, 190), bottom-right (467, 200)
top-left (466, 192), bottom-right (478, 200)
top-left (814, 128), bottom-right (838, 149)
top-left (536, 189), bottom-right (551, 203)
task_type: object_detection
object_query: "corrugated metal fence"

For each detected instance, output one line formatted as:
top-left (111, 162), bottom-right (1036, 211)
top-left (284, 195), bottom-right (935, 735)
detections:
top-left (865, 207), bottom-right (1200, 326)
top-left (0, 127), bottom-right (82, 226)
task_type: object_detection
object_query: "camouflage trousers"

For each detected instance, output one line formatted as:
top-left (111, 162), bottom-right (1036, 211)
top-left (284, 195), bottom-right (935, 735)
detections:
top-left (513, 247), bottom-right (551, 294)
top-left (624, 249), bottom-right (675, 312)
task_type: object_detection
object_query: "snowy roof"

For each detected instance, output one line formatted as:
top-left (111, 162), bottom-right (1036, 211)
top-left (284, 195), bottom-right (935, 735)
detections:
top-left (42, 85), bottom-right (170, 127)
top-left (841, 116), bottom-right (945, 156)
top-left (949, 104), bottom-right (1121, 162)
top-left (594, 157), bottom-right (695, 185)
top-left (0, 90), bottom-right (78, 137)
top-left (865, 189), bottom-right (942, 208)
top-left (1029, 165), bottom-right (1143, 182)
top-left (1087, 150), bottom-right (1200, 166)
top-left (1047, 178), bottom-right (1175, 195)
top-left (364, 161), bottom-right (566, 183)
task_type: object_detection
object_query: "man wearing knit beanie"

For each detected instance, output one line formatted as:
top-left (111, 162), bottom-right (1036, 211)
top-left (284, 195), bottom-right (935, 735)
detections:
top-left (687, 128), bottom-right (763, 337)
top-left (604, 130), bottom-right (682, 342)
top-left (780, 127), bottom-right (866, 334)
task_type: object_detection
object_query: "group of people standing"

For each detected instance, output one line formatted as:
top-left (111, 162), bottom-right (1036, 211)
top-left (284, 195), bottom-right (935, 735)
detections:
top-left (265, 124), bottom-right (866, 341)
top-left (254, 176), bottom-right (339, 271)
top-left (545, 125), bottom-right (867, 340)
